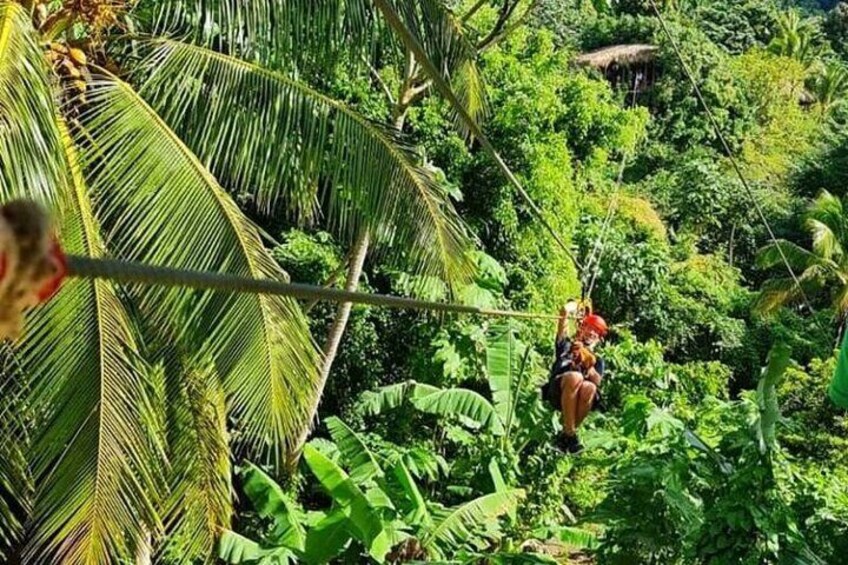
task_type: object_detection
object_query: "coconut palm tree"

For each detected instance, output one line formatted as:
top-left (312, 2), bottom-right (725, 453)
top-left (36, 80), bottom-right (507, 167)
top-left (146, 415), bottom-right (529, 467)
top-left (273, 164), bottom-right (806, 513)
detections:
top-left (768, 10), bottom-right (823, 71)
top-left (0, 0), bottom-right (478, 562)
top-left (809, 61), bottom-right (848, 114)
top-left (756, 191), bottom-right (848, 322)
top-left (150, 0), bottom-right (536, 460)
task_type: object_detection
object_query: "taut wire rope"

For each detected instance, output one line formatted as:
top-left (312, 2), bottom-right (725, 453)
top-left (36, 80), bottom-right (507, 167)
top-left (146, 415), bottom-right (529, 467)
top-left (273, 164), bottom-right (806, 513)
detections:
top-left (371, 0), bottom-right (583, 271)
top-left (647, 0), bottom-right (823, 325)
top-left (65, 255), bottom-right (561, 321)
top-left (581, 85), bottom-right (643, 302)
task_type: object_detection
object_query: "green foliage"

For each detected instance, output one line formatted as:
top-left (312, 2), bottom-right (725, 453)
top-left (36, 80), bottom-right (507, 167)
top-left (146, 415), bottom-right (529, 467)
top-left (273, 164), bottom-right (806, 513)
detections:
top-left (690, 0), bottom-right (778, 54)
top-left (595, 401), bottom-right (698, 565)
top-left (221, 426), bottom-right (525, 564)
top-left (272, 231), bottom-right (342, 284)
top-left (10, 0), bottom-right (848, 562)
top-left (597, 344), bottom-right (827, 565)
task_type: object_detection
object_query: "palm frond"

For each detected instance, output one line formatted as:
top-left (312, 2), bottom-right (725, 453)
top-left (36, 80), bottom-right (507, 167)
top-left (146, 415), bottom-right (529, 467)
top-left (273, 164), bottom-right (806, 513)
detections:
top-left (392, 0), bottom-right (488, 132)
top-left (22, 118), bottom-right (161, 563)
top-left (136, 0), bottom-right (376, 72)
top-left (136, 0), bottom-right (486, 128)
top-left (0, 1), bottom-right (66, 206)
top-left (137, 39), bottom-right (475, 287)
top-left (805, 218), bottom-right (843, 262)
top-left (74, 71), bottom-right (320, 464)
top-left (807, 191), bottom-right (846, 254)
top-left (755, 240), bottom-right (817, 270)
top-left (0, 347), bottom-right (30, 560)
top-left (753, 275), bottom-right (825, 316)
top-left (160, 355), bottom-right (233, 564)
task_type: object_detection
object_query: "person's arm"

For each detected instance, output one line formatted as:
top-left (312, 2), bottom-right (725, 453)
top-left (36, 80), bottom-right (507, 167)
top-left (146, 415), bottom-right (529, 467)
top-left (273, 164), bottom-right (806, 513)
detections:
top-left (556, 306), bottom-right (569, 344)
top-left (556, 302), bottom-right (580, 343)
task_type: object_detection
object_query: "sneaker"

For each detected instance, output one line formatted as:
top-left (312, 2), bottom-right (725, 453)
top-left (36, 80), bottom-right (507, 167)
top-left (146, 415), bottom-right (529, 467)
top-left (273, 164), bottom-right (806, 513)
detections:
top-left (555, 433), bottom-right (580, 453)
top-left (568, 437), bottom-right (584, 455)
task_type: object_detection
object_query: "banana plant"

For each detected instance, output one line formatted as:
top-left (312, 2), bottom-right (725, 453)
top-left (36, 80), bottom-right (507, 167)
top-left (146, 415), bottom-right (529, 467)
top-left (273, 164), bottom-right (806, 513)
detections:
top-left (357, 322), bottom-right (549, 451)
top-left (220, 417), bottom-right (524, 564)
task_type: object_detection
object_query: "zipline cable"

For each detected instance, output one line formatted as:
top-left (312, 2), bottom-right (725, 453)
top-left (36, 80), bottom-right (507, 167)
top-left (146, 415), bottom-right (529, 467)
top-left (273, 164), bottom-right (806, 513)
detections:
top-left (582, 86), bottom-right (643, 301)
top-left (371, 0), bottom-right (582, 271)
top-left (65, 255), bottom-right (561, 321)
top-left (647, 0), bottom-right (821, 321)
top-left (582, 149), bottom-right (629, 302)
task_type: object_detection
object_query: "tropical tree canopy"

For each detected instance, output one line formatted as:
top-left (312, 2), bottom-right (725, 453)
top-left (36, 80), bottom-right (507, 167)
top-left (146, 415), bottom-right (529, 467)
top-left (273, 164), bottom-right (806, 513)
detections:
top-left (3, 0), bottom-right (848, 564)
top-left (0, 0), bottom-right (482, 561)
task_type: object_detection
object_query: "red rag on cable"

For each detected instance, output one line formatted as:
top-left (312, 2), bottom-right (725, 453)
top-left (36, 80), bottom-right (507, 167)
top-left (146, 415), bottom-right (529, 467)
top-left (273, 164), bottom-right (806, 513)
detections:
top-left (36, 238), bottom-right (66, 303)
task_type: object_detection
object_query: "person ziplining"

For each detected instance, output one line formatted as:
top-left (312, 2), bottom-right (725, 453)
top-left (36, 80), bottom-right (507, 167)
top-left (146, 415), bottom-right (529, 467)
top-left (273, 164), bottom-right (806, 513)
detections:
top-left (542, 301), bottom-right (609, 454)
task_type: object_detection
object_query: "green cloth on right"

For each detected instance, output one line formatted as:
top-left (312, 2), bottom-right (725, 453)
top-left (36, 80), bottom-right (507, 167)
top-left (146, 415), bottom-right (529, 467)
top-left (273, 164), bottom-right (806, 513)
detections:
top-left (829, 330), bottom-right (848, 409)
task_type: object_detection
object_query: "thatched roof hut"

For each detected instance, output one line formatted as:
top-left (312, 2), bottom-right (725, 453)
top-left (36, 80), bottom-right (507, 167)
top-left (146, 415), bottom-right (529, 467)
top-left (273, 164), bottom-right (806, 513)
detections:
top-left (575, 44), bottom-right (660, 97)
top-left (575, 44), bottom-right (659, 69)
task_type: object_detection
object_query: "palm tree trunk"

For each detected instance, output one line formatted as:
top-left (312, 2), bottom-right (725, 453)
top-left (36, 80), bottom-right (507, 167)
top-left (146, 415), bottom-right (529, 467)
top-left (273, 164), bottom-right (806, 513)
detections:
top-left (290, 60), bottom-right (414, 459)
top-left (292, 228), bottom-right (370, 455)
top-left (319, 228), bottom-right (371, 385)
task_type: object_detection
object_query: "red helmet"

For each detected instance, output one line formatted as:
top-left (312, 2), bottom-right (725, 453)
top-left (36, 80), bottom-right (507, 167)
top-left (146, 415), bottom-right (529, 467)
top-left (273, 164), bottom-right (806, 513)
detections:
top-left (581, 314), bottom-right (609, 338)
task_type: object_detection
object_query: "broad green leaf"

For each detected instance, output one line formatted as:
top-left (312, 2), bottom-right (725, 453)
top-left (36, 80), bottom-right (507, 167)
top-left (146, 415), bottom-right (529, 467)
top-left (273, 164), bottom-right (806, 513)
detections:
top-left (75, 71), bottom-right (320, 464)
top-left (302, 445), bottom-right (391, 563)
top-left (218, 530), bottom-right (295, 565)
top-left (420, 490), bottom-right (524, 559)
top-left (756, 342), bottom-right (792, 453)
top-left (555, 526), bottom-right (599, 550)
top-left (365, 487), bottom-right (396, 512)
top-left (358, 381), bottom-right (441, 416)
top-left (0, 1), bottom-right (65, 205)
top-left (487, 458), bottom-right (514, 522)
top-left (240, 463), bottom-right (305, 551)
top-left (302, 510), bottom-right (352, 565)
top-left (412, 388), bottom-right (505, 436)
top-left (486, 322), bottom-right (514, 426)
top-left (325, 417), bottom-right (384, 484)
top-left (23, 117), bottom-right (161, 562)
top-left (391, 459), bottom-right (430, 526)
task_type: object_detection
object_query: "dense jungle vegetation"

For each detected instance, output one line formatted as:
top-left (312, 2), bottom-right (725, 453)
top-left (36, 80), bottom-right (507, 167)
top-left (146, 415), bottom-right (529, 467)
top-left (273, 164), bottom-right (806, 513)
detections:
top-left (2, 0), bottom-right (848, 563)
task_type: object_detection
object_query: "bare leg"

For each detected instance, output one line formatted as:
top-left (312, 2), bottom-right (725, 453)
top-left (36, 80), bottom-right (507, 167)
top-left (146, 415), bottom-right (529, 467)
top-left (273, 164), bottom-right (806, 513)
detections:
top-left (576, 381), bottom-right (597, 428)
top-left (560, 372), bottom-right (584, 436)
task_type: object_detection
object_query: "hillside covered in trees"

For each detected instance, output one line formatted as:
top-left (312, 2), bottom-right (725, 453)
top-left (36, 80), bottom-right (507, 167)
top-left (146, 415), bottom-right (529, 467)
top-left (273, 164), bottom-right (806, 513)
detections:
top-left (2, 0), bottom-right (848, 563)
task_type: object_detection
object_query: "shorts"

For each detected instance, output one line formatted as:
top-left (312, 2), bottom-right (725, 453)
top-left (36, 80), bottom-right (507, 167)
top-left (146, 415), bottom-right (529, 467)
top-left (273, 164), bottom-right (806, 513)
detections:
top-left (541, 374), bottom-right (603, 413)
